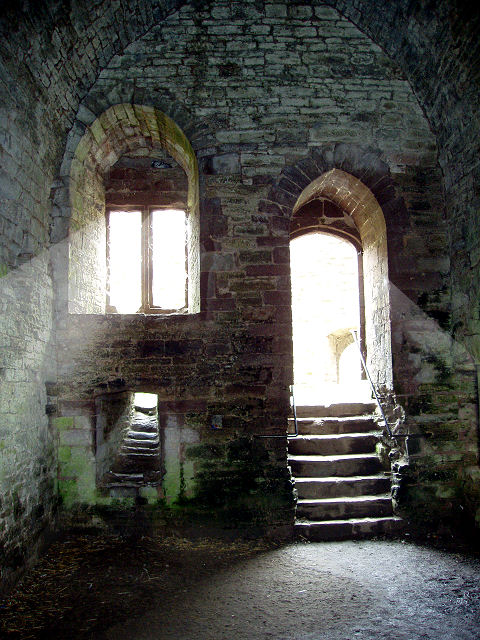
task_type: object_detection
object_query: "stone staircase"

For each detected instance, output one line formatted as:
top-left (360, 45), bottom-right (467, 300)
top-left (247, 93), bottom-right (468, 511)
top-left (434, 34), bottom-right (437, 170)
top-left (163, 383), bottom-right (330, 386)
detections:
top-left (288, 402), bottom-right (402, 540)
top-left (105, 408), bottom-right (162, 495)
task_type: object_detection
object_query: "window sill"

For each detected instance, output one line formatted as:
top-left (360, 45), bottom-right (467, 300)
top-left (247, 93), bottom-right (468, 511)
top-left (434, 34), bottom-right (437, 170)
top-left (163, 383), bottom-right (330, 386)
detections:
top-left (105, 310), bottom-right (193, 317)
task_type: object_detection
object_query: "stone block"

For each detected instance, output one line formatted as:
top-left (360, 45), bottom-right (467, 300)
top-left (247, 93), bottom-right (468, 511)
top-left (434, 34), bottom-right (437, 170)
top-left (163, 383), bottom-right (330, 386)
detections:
top-left (59, 430), bottom-right (91, 446)
top-left (209, 153), bottom-right (241, 175)
top-left (265, 4), bottom-right (287, 18)
top-left (58, 446), bottom-right (72, 463)
top-left (53, 417), bottom-right (75, 431)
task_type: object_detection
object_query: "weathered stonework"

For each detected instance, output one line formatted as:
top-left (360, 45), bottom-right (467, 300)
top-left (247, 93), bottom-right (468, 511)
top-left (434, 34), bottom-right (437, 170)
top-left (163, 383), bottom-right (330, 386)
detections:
top-left (1, 0), bottom-right (479, 586)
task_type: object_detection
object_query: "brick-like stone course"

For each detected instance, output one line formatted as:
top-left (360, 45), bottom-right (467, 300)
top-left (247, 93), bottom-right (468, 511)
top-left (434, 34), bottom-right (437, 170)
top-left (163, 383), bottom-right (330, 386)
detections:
top-left (1, 0), bottom-right (480, 583)
top-left (52, 0), bottom-right (466, 534)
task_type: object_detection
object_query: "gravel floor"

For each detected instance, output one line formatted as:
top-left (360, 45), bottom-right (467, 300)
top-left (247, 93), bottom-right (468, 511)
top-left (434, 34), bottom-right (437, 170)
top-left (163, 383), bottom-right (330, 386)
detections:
top-left (105, 540), bottom-right (480, 640)
top-left (2, 535), bottom-right (480, 639)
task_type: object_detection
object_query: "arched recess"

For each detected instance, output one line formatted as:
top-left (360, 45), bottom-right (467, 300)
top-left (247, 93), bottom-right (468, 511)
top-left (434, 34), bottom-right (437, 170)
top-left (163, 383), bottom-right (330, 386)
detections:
top-left (290, 196), bottom-right (367, 373)
top-left (53, 103), bottom-right (200, 315)
top-left (259, 142), bottom-right (410, 399)
top-left (293, 168), bottom-right (393, 390)
top-left (293, 168), bottom-right (392, 391)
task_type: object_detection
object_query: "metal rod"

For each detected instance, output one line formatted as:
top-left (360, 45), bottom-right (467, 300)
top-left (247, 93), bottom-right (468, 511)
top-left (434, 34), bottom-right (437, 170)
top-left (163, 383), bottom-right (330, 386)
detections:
top-left (289, 384), bottom-right (298, 438)
top-left (350, 330), bottom-right (393, 438)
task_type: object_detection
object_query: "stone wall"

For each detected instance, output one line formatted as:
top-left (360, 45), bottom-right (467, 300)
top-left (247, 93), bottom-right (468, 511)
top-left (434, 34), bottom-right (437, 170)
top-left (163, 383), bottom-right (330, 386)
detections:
top-left (1, 0), bottom-right (479, 584)
top-left (69, 152), bottom-right (106, 313)
top-left (54, 310), bottom-right (294, 533)
top-left (105, 154), bottom-right (188, 208)
top-left (53, 0), bottom-right (472, 533)
top-left (0, 61), bottom-right (58, 588)
top-left (0, 255), bottom-right (57, 588)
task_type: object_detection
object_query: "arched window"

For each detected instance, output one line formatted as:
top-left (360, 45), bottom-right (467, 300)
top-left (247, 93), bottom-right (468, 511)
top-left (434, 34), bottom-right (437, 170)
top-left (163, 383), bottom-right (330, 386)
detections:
top-left (64, 105), bottom-right (200, 315)
top-left (104, 148), bottom-right (190, 314)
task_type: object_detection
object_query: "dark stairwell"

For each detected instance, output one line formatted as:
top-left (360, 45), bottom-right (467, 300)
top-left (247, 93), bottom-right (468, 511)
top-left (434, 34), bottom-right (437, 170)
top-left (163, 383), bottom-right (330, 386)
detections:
top-left (101, 394), bottom-right (163, 497)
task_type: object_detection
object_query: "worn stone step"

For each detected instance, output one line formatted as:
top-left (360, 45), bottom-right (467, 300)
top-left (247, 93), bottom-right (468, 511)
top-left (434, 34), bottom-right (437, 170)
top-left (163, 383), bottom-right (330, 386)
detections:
top-left (115, 454), bottom-right (161, 473)
top-left (289, 415), bottom-right (377, 435)
top-left (121, 446), bottom-right (160, 456)
top-left (289, 453), bottom-right (383, 477)
top-left (121, 450), bottom-right (160, 459)
top-left (106, 471), bottom-right (144, 483)
top-left (104, 470), bottom-right (152, 489)
top-left (107, 477), bottom-right (162, 489)
top-left (295, 403), bottom-right (377, 418)
top-left (294, 475), bottom-right (391, 499)
top-left (296, 495), bottom-right (393, 520)
top-left (126, 430), bottom-right (159, 440)
top-left (123, 438), bottom-right (159, 450)
top-left (130, 423), bottom-right (157, 433)
top-left (288, 433), bottom-right (378, 456)
top-left (294, 516), bottom-right (404, 541)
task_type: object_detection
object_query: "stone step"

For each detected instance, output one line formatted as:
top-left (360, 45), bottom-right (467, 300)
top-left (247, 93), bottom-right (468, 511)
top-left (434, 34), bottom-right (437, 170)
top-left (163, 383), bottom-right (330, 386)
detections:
top-left (107, 471), bottom-right (144, 483)
top-left (126, 430), bottom-right (159, 440)
top-left (103, 470), bottom-right (163, 489)
top-left (123, 438), bottom-right (159, 449)
top-left (107, 478), bottom-right (162, 489)
top-left (121, 446), bottom-right (160, 456)
top-left (296, 494), bottom-right (393, 520)
top-left (294, 516), bottom-right (404, 541)
top-left (115, 454), bottom-right (161, 473)
top-left (289, 404), bottom-right (396, 540)
top-left (294, 475), bottom-right (391, 499)
top-left (106, 413), bottom-right (161, 487)
top-left (295, 403), bottom-right (377, 418)
top-left (288, 453), bottom-right (383, 477)
top-left (125, 434), bottom-right (159, 443)
top-left (120, 451), bottom-right (159, 461)
top-left (288, 433), bottom-right (378, 456)
top-left (130, 423), bottom-right (157, 433)
top-left (289, 415), bottom-right (377, 435)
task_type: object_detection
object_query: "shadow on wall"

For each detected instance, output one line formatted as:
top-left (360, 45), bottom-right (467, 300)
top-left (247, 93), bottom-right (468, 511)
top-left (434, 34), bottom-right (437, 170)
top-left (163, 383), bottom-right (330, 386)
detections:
top-left (389, 283), bottom-right (479, 529)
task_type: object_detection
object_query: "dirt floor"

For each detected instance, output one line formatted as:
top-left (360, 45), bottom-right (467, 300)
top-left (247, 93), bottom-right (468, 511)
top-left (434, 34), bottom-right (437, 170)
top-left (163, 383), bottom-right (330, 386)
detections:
top-left (1, 532), bottom-right (480, 640)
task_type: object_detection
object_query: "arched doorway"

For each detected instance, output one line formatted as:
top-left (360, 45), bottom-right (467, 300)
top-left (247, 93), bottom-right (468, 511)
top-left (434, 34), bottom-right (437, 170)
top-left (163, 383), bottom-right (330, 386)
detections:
top-left (291, 168), bottom-right (393, 400)
top-left (287, 169), bottom-right (399, 538)
top-left (290, 231), bottom-right (368, 405)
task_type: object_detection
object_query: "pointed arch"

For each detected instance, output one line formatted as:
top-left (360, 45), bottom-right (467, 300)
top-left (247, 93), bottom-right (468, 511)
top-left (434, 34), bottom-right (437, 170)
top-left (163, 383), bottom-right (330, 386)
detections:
top-left (293, 168), bottom-right (392, 389)
top-left (261, 144), bottom-right (400, 391)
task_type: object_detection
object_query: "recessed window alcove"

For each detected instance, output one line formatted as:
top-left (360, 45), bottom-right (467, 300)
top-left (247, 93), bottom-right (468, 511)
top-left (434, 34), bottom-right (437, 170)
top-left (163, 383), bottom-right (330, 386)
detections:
top-left (59, 104), bottom-right (200, 315)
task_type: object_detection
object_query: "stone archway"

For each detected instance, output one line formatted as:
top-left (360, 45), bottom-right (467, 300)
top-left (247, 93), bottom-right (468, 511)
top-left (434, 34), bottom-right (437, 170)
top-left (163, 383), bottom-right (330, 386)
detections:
top-left (282, 160), bottom-right (402, 539)
top-left (52, 104), bottom-right (200, 316)
top-left (261, 144), bottom-right (403, 395)
top-left (292, 168), bottom-right (392, 391)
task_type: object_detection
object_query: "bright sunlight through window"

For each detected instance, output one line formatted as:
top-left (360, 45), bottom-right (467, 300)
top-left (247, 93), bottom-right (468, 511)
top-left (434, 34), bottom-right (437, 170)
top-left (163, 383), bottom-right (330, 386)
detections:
top-left (107, 208), bottom-right (187, 314)
top-left (134, 392), bottom-right (158, 410)
top-left (108, 210), bottom-right (142, 314)
top-left (151, 209), bottom-right (187, 310)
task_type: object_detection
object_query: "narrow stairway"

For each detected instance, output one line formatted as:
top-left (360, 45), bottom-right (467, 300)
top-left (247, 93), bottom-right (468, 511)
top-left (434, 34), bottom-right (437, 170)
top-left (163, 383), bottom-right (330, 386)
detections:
top-left (288, 402), bottom-right (402, 540)
top-left (105, 407), bottom-right (162, 495)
